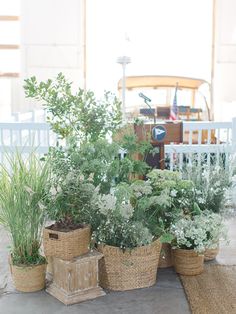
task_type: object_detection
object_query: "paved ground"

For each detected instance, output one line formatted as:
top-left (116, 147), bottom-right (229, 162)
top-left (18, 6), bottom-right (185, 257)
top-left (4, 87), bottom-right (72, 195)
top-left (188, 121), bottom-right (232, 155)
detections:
top-left (0, 216), bottom-right (235, 314)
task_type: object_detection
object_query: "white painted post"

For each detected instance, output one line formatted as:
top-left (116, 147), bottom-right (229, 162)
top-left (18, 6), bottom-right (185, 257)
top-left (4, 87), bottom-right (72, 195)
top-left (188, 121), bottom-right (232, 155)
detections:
top-left (232, 117), bottom-right (236, 154)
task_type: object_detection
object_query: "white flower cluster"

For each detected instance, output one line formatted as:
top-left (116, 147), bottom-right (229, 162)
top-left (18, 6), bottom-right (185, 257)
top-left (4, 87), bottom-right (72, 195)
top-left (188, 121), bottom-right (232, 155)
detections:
top-left (170, 211), bottom-right (227, 253)
top-left (130, 180), bottom-right (152, 198)
top-left (97, 194), bottom-right (117, 215)
top-left (98, 193), bottom-right (134, 219)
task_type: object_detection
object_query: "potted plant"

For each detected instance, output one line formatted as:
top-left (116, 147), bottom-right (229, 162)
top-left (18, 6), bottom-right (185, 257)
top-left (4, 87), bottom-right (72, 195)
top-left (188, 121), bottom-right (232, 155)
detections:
top-left (24, 73), bottom-right (122, 143)
top-left (93, 183), bottom-right (162, 291)
top-left (43, 169), bottom-right (99, 261)
top-left (146, 169), bottom-right (200, 268)
top-left (169, 213), bottom-right (215, 276)
top-left (0, 151), bottom-right (50, 292)
top-left (183, 157), bottom-right (235, 214)
top-left (199, 211), bottom-right (228, 261)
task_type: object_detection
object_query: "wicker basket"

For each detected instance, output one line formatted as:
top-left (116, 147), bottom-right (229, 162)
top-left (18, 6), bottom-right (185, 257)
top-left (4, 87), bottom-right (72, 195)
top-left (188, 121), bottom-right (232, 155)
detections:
top-left (97, 239), bottom-right (161, 291)
top-left (43, 224), bottom-right (91, 261)
top-left (204, 245), bottom-right (219, 261)
top-left (159, 243), bottom-right (173, 268)
top-left (10, 262), bottom-right (46, 292)
top-left (172, 248), bottom-right (204, 276)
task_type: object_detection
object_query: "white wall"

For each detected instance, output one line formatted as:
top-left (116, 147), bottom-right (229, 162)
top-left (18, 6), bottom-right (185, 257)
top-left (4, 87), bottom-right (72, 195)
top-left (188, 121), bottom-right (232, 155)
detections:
top-left (12, 0), bottom-right (84, 113)
top-left (214, 0), bottom-right (236, 121)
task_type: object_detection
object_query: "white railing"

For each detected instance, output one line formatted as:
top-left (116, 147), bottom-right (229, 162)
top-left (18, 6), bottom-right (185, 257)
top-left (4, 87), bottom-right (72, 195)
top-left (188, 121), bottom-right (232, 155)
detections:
top-left (0, 117), bottom-right (235, 171)
top-left (0, 122), bottom-right (57, 164)
top-left (165, 118), bottom-right (236, 170)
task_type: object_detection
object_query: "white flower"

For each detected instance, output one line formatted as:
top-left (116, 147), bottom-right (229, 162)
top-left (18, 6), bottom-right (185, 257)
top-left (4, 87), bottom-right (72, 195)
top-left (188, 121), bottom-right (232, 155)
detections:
top-left (170, 189), bottom-right (177, 197)
top-left (79, 174), bottom-right (85, 181)
top-left (120, 202), bottom-right (134, 219)
top-left (88, 173), bottom-right (94, 181)
top-left (98, 194), bottom-right (116, 215)
top-left (50, 186), bottom-right (57, 196)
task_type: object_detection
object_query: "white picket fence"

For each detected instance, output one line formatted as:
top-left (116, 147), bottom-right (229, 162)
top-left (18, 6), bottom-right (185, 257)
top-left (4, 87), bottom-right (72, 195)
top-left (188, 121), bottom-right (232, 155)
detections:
top-left (165, 118), bottom-right (236, 170)
top-left (0, 117), bottom-right (236, 169)
top-left (0, 122), bottom-right (57, 164)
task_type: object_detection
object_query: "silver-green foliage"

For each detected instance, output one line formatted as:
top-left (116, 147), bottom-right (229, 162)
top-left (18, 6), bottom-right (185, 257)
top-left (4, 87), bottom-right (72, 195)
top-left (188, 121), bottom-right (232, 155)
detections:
top-left (0, 152), bottom-right (50, 265)
top-left (92, 184), bottom-right (153, 249)
top-left (182, 155), bottom-right (236, 213)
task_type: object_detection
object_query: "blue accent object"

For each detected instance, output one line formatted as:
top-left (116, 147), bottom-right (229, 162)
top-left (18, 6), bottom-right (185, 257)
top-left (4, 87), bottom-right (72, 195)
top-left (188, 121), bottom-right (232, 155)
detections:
top-left (152, 125), bottom-right (167, 141)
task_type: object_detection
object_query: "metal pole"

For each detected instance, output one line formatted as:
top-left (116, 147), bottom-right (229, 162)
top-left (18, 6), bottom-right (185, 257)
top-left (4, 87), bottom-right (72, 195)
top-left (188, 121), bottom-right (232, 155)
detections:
top-left (122, 63), bottom-right (126, 122)
top-left (117, 56), bottom-right (131, 123)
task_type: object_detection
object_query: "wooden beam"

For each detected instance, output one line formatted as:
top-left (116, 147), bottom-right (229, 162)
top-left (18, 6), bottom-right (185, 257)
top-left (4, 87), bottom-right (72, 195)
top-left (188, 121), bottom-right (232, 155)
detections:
top-left (0, 16), bottom-right (19, 21)
top-left (0, 44), bottom-right (20, 49)
top-left (0, 73), bottom-right (19, 78)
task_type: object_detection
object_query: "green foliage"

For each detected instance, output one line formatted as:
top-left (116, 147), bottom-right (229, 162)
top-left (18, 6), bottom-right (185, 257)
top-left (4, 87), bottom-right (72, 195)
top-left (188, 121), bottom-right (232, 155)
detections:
top-left (24, 73), bottom-right (122, 142)
top-left (47, 139), bottom-right (120, 194)
top-left (145, 169), bottom-right (199, 235)
top-left (182, 156), bottom-right (235, 213)
top-left (0, 151), bottom-right (50, 265)
top-left (92, 184), bottom-right (154, 249)
top-left (170, 211), bottom-right (228, 253)
top-left (47, 164), bottom-right (101, 230)
top-left (114, 129), bottom-right (158, 183)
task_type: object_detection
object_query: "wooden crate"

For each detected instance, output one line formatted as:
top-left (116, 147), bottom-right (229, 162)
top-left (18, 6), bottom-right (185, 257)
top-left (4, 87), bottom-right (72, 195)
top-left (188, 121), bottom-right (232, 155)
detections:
top-left (46, 251), bottom-right (105, 305)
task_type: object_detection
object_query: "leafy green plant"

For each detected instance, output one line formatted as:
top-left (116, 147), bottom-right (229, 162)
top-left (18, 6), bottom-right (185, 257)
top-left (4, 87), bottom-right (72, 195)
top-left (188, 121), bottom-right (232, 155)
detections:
top-left (182, 156), bottom-right (235, 213)
top-left (47, 139), bottom-right (120, 194)
top-left (113, 126), bottom-right (158, 183)
top-left (170, 211), bottom-right (228, 253)
top-left (196, 210), bottom-right (228, 249)
top-left (0, 151), bottom-right (50, 265)
top-left (145, 169), bottom-right (201, 236)
top-left (24, 73), bottom-right (122, 142)
top-left (92, 183), bottom-right (154, 249)
top-left (47, 167), bottom-right (101, 231)
top-left (46, 127), bottom-right (158, 194)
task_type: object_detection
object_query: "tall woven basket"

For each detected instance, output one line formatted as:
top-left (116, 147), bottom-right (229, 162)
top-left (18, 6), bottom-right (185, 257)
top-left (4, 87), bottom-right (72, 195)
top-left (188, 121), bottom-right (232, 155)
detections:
top-left (10, 262), bottom-right (46, 292)
top-left (159, 243), bottom-right (173, 268)
top-left (172, 248), bottom-right (204, 276)
top-left (204, 245), bottom-right (219, 261)
top-left (43, 224), bottom-right (91, 261)
top-left (98, 239), bottom-right (161, 291)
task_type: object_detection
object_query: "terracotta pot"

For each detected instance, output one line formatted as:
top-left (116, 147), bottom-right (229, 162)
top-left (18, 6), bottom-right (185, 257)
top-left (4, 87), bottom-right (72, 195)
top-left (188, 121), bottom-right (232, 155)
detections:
top-left (98, 239), bottom-right (161, 291)
top-left (9, 260), bottom-right (46, 292)
top-left (172, 248), bottom-right (204, 276)
top-left (43, 224), bottom-right (91, 261)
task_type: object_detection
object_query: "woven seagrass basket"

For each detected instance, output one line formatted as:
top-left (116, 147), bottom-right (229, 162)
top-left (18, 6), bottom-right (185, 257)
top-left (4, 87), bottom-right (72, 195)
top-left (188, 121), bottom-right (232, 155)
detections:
top-left (204, 245), bottom-right (219, 261)
top-left (10, 261), bottom-right (46, 292)
top-left (98, 239), bottom-right (161, 291)
top-left (172, 248), bottom-right (204, 276)
top-left (159, 243), bottom-right (173, 268)
top-left (43, 224), bottom-right (91, 261)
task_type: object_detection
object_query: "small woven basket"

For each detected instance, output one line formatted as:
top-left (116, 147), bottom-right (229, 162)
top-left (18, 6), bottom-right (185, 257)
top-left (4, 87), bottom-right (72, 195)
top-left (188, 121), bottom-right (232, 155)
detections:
top-left (204, 246), bottom-right (219, 261)
top-left (98, 239), bottom-right (161, 291)
top-left (43, 224), bottom-right (91, 261)
top-left (10, 262), bottom-right (46, 292)
top-left (172, 248), bottom-right (204, 276)
top-left (159, 243), bottom-right (173, 268)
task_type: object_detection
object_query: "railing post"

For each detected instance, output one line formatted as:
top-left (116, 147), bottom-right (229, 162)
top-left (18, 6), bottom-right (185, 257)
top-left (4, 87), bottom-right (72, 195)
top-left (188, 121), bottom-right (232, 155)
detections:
top-left (12, 112), bottom-right (20, 122)
top-left (232, 117), bottom-right (236, 154)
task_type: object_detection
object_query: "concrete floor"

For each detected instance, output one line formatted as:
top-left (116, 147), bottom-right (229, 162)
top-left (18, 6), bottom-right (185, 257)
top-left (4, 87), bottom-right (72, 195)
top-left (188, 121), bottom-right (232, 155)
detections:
top-left (0, 216), bottom-right (235, 314)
